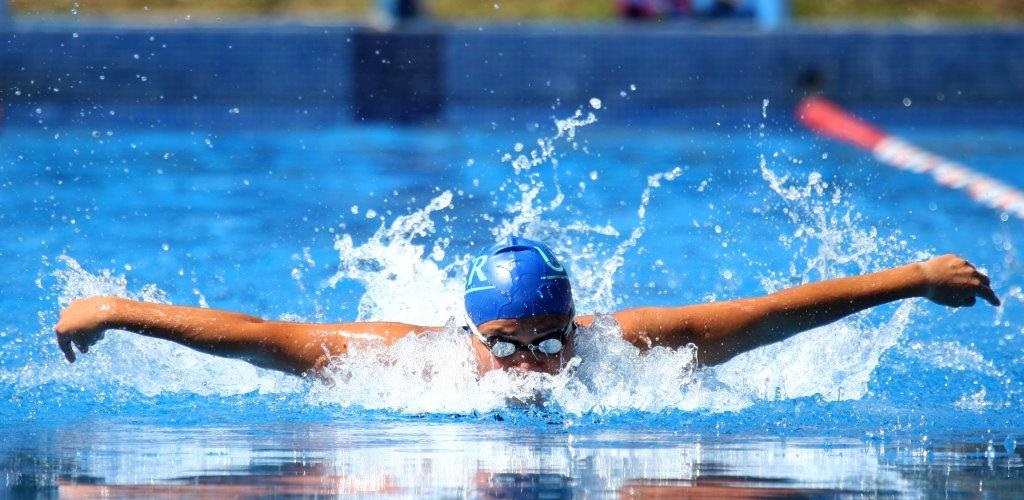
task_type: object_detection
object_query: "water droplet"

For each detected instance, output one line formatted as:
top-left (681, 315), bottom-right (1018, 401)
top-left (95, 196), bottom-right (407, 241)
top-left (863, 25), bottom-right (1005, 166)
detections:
top-left (589, 97), bottom-right (602, 110)
top-left (902, 97), bottom-right (912, 107)
top-left (589, 171), bottom-right (598, 181)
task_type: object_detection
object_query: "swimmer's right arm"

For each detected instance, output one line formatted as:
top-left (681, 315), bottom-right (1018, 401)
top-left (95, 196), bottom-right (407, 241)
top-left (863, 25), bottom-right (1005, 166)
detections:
top-left (54, 296), bottom-right (436, 376)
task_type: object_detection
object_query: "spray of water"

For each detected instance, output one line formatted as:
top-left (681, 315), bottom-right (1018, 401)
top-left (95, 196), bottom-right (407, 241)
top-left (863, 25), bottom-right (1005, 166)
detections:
top-left (5, 256), bottom-right (298, 399)
top-left (695, 156), bottom-right (926, 409)
top-left (21, 104), bottom-right (933, 417)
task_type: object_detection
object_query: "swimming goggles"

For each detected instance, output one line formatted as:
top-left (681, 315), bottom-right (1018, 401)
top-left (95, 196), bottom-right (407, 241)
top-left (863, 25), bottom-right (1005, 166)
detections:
top-left (464, 307), bottom-right (575, 358)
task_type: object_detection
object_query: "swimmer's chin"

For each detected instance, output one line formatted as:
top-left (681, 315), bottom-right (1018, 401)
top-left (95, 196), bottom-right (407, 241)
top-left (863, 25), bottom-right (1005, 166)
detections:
top-left (490, 355), bottom-right (581, 377)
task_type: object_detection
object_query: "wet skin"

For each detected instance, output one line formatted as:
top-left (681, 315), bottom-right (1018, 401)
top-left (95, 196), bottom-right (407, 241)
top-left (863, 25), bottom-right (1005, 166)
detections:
top-left (470, 313), bottom-right (577, 375)
top-left (55, 255), bottom-right (998, 377)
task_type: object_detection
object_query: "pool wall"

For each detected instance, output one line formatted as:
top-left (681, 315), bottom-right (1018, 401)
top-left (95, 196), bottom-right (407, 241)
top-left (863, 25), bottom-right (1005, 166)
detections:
top-left (1, 21), bottom-right (1022, 124)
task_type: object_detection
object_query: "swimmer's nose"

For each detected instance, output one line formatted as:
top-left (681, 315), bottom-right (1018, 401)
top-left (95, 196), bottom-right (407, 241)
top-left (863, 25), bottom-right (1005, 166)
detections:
top-left (516, 361), bottom-right (537, 371)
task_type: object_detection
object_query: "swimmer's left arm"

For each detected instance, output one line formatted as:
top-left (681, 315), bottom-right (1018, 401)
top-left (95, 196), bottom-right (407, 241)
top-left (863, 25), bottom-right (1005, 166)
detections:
top-left (607, 254), bottom-right (999, 365)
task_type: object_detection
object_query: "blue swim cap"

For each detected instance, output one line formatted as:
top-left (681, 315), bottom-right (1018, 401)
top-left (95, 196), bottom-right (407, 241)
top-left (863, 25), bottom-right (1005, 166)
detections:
top-left (464, 236), bottom-right (574, 326)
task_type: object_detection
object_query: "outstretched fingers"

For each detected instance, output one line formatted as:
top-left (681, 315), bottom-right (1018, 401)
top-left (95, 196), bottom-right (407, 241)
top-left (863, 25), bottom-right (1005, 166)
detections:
top-left (976, 282), bottom-right (1001, 306)
top-left (967, 265), bottom-right (1000, 306)
top-left (58, 335), bottom-right (76, 363)
top-left (956, 258), bottom-right (999, 307)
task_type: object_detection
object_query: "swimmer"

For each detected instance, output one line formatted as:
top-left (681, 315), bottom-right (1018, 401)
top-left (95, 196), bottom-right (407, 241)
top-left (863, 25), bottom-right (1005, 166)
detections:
top-left (55, 237), bottom-right (1000, 376)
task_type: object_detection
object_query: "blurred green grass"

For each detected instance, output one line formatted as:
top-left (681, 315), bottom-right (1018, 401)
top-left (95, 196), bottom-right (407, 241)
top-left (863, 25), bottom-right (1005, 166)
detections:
top-left (11, 0), bottom-right (1024, 21)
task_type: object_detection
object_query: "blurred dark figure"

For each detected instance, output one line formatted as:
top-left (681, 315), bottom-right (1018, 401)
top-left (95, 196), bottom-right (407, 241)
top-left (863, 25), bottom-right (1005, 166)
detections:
top-left (695, 0), bottom-right (753, 18)
top-left (380, 0), bottom-right (422, 22)
top-left (620, 0), bottom-right (788, 28)
top-left (618, 0), bottom-right (692, 19)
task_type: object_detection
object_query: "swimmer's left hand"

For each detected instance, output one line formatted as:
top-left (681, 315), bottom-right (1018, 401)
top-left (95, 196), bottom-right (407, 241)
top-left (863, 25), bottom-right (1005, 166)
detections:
top-left (918, 254), bottom-right (1000, 308)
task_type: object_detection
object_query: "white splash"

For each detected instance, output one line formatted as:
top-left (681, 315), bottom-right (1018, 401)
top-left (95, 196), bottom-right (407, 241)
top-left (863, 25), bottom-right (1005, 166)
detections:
top-left (309, 314), bottom-right (699, 415)
top-left (501, 107), bottom-right (598, 174)
top-left (9, 256), bottom-right (298, 397)
top-left (326, 190), bottom-right (463, 325)
top-left (955, 388), bottom-right (992, 412)
top-left (23, 106), bottom-right (933, 417)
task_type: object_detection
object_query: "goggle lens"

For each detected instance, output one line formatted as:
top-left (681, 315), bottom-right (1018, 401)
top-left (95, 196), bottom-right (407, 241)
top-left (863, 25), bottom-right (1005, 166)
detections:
top-left (486, 329), bottom-right (569, 358)
top-left (490, 341), bottom-right (517, 358)
top-left (537, 338), bottom-right (563, 355)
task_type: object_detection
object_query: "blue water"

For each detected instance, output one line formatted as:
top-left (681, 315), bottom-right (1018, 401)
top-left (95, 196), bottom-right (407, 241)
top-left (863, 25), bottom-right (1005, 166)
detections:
top-left (2, 102), bottom-right (1023, 496)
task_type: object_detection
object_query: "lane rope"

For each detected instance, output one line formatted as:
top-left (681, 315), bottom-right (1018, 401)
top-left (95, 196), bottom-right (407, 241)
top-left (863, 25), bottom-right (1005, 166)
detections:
top-left (797, 96), bottom-right (1024, 220)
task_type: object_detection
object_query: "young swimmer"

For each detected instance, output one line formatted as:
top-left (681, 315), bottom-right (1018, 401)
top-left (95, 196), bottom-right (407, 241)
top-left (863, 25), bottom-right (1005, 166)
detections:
top-left (55, 236), bottom-right (1000, 377)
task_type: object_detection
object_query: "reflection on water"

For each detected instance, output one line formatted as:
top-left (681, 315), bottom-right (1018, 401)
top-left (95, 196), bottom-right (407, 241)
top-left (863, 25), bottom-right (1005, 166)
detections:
top-left (3, 422), bottom-right (1022, 498)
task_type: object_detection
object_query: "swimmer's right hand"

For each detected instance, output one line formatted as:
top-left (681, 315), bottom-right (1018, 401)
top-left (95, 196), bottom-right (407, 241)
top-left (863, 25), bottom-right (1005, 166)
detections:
top-left (55, 296), bottom-right (118, 362)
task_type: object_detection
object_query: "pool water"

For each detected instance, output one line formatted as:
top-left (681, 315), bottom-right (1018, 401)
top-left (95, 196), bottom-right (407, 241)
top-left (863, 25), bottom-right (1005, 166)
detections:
top-left (2, 102), bottom-right (1023, 497)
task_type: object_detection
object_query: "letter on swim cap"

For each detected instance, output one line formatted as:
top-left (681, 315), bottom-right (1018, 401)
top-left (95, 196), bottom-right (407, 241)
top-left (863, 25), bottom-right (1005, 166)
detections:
top-left (466, 255), bottom-right (491, 291)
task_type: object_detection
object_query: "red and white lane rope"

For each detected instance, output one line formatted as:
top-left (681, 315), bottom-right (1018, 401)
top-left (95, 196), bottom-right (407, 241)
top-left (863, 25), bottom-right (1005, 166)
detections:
top-left (797, 96), bottom-right (1024, 220)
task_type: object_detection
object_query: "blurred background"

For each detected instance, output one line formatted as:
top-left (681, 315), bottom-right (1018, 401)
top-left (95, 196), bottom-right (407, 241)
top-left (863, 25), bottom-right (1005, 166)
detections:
top-left (8, 0), bottom-right (1024, 22)
top-left (2, 0), bottom-right (1021, 129)
top-left (3, 0), bottom-right (1024, 498)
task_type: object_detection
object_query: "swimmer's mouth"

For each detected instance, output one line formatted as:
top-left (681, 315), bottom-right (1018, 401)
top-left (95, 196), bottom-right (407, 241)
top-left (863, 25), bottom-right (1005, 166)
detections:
top-left (505, 391), bottom-right (548, 408)
top-left (500, 358), bottom-right (580, 407)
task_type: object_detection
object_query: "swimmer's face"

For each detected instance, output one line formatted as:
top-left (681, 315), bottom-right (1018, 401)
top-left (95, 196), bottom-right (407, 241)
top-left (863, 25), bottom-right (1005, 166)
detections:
top-left (472, 313), bottom-right (576, 375)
